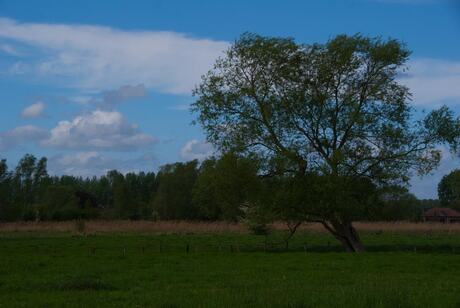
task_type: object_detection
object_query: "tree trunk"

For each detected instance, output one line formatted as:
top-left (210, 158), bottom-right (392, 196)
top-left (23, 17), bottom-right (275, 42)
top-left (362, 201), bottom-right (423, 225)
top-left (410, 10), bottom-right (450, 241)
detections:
top-left (322, 220), bottom-right (365, 252)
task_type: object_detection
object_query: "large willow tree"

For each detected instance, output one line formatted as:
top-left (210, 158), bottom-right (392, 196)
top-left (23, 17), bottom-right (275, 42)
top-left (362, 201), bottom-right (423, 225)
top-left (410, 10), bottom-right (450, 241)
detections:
top-left (192, 33), bottom-right (458, 252)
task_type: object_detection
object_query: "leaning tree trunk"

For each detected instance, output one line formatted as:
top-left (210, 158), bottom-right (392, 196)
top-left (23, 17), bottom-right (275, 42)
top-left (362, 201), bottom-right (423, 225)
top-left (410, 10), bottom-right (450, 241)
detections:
top-left (321, 220), bottom-right (365, 252)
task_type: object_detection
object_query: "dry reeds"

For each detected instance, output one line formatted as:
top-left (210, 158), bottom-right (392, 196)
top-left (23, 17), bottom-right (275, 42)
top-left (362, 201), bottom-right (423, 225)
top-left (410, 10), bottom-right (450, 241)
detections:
top-left (0, 220), bottom-right (460, 234)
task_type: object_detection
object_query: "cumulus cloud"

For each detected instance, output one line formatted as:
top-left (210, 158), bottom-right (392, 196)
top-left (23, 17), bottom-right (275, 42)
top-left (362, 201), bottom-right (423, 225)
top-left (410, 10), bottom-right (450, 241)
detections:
top-left (0, 18), bottom-right (229, 94)
top-left (180, 139), bottom-right (214, 161)
top-left (41, 109), bottom-right (155, 151)
top-left (48, 151), bottom-right (157, 177)
top-left (21, 102), bottom-right (45, 118)
top-left (399, 58), bottom-right (460, 106)
top-left (0, 125), bottom-right (48, 150)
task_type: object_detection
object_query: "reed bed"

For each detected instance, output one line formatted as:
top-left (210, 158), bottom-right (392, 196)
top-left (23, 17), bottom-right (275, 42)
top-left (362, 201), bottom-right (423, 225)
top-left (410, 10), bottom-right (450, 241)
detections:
top-left (1, 220), bottom-right (460, 234)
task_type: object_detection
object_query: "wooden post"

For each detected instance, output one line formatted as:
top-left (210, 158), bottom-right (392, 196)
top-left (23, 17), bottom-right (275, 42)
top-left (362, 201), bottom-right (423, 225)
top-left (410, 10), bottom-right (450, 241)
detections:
top-left (186, 244), bottom-right (190, 253)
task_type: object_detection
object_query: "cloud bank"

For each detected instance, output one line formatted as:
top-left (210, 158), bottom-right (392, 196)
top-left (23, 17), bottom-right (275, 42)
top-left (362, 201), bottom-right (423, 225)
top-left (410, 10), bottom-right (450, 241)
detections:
top-left (400, 59), bottom-right (460, 106)
top-left (42, 110), bottom-right (155, 151)
top-left (1, 110), bottom-right (155, 152)
top-left (0, 18), bottom-right (229, 94)
top-left (0, 125), bottom-right (47, 150)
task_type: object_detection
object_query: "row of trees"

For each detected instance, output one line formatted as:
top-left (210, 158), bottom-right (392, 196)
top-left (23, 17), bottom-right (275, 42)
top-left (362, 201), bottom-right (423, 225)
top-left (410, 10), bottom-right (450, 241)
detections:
top-left (0, 152), bottom-right (440, 223)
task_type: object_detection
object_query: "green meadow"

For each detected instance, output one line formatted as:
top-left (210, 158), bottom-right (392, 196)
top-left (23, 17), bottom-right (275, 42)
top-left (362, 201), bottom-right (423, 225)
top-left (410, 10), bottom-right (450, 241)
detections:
top-left (1, 231), bottom-right (460, 307)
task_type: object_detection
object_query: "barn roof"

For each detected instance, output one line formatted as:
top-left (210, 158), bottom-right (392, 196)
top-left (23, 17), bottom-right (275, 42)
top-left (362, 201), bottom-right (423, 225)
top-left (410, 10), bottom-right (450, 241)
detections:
top-left (424, 207), bottom-right (460, 217)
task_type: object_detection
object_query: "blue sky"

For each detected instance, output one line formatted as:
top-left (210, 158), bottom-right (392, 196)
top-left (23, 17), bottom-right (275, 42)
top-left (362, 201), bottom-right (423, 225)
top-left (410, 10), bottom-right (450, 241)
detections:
top-left (0, 0), bottom-right (460, 198)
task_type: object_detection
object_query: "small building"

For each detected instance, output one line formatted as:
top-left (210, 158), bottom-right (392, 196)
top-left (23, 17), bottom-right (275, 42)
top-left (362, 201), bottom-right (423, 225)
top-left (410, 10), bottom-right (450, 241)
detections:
top-left (423, 207), bottom-right (460, 223)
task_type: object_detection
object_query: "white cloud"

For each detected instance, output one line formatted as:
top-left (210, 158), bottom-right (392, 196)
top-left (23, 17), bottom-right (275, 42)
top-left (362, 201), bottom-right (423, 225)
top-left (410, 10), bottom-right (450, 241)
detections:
top-left (180, 139), bottom-right (214, 161)
top-left (6, 125), bottom-right (47, 139)
top-left (41, 109), bottom-right (155, 151)
top-left (48, 151), bottom-right (157, 177)
top-left (21, 102), bottom-right (45, 118)
top-left (0, 18), bottom-right (229, 94)
top-left (0, 125), bottom-right (48, 150)
top-left (399, 58), bottom-right (460, 106)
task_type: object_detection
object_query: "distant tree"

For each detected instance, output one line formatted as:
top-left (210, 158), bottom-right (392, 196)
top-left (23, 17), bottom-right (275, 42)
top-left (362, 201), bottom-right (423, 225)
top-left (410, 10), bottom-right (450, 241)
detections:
top-left (152, 161), bottom-right (200, 220)
top-left (373, 186), bottom-right (422, 221)
top-left (0, 156), bottom-right (160, 221)
top-left (438, 170), bottom-right (460, 210)
top-left (193, 33), bottom-right (459, 252)
top-left (419, 198), bottom-right (440, 210)
top-left (39, 185), bottom-right (80, 221)
top-left (13, 154), bottom-right (37, 207)
top-left (193, 153), bottom-right (260, 221)
top-left (0, 159), bottom-right (12, 220)
top-left (107, 170), bottom-right (130, 219)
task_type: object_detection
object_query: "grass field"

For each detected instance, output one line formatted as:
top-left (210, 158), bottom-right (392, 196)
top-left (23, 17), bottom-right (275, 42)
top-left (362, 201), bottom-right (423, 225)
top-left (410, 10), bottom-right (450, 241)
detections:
top-left (1, 222), bottom-right (460, 307)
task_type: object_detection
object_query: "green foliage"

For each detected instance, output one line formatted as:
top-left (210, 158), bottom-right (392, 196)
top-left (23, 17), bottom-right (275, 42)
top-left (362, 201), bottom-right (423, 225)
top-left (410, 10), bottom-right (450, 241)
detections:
top-left (248, 175), bottom-right (378, 226)
top-left (0, 154), bottom-right (157, 221)
top-left (152, 160), bottom-right (200, 220)
top-left (192, 33), bottom-right (454, 184)
top-left (373, 186), bottom-right (423, 221)
top-left (192, 152), bottom-right (260, 221)
top-left (438, 169), bottom-right (460, 210)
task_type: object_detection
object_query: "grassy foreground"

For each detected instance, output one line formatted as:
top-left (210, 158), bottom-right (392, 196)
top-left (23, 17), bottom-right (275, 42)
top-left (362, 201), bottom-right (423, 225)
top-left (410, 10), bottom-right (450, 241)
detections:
top-left (1, 229), bottom-right (460, 307)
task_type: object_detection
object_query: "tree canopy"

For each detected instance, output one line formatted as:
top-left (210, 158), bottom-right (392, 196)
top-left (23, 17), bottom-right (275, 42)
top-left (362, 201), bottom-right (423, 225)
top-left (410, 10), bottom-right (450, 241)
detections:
top-left (438, 169), bottom-right (460, 210)
top-left (193, 33), bottom-right (459, 252)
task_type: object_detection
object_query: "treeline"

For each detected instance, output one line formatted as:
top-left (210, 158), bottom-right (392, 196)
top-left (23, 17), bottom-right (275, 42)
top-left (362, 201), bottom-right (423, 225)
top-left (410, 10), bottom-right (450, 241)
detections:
top-left (0, 153), bottom-right (437, 222)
